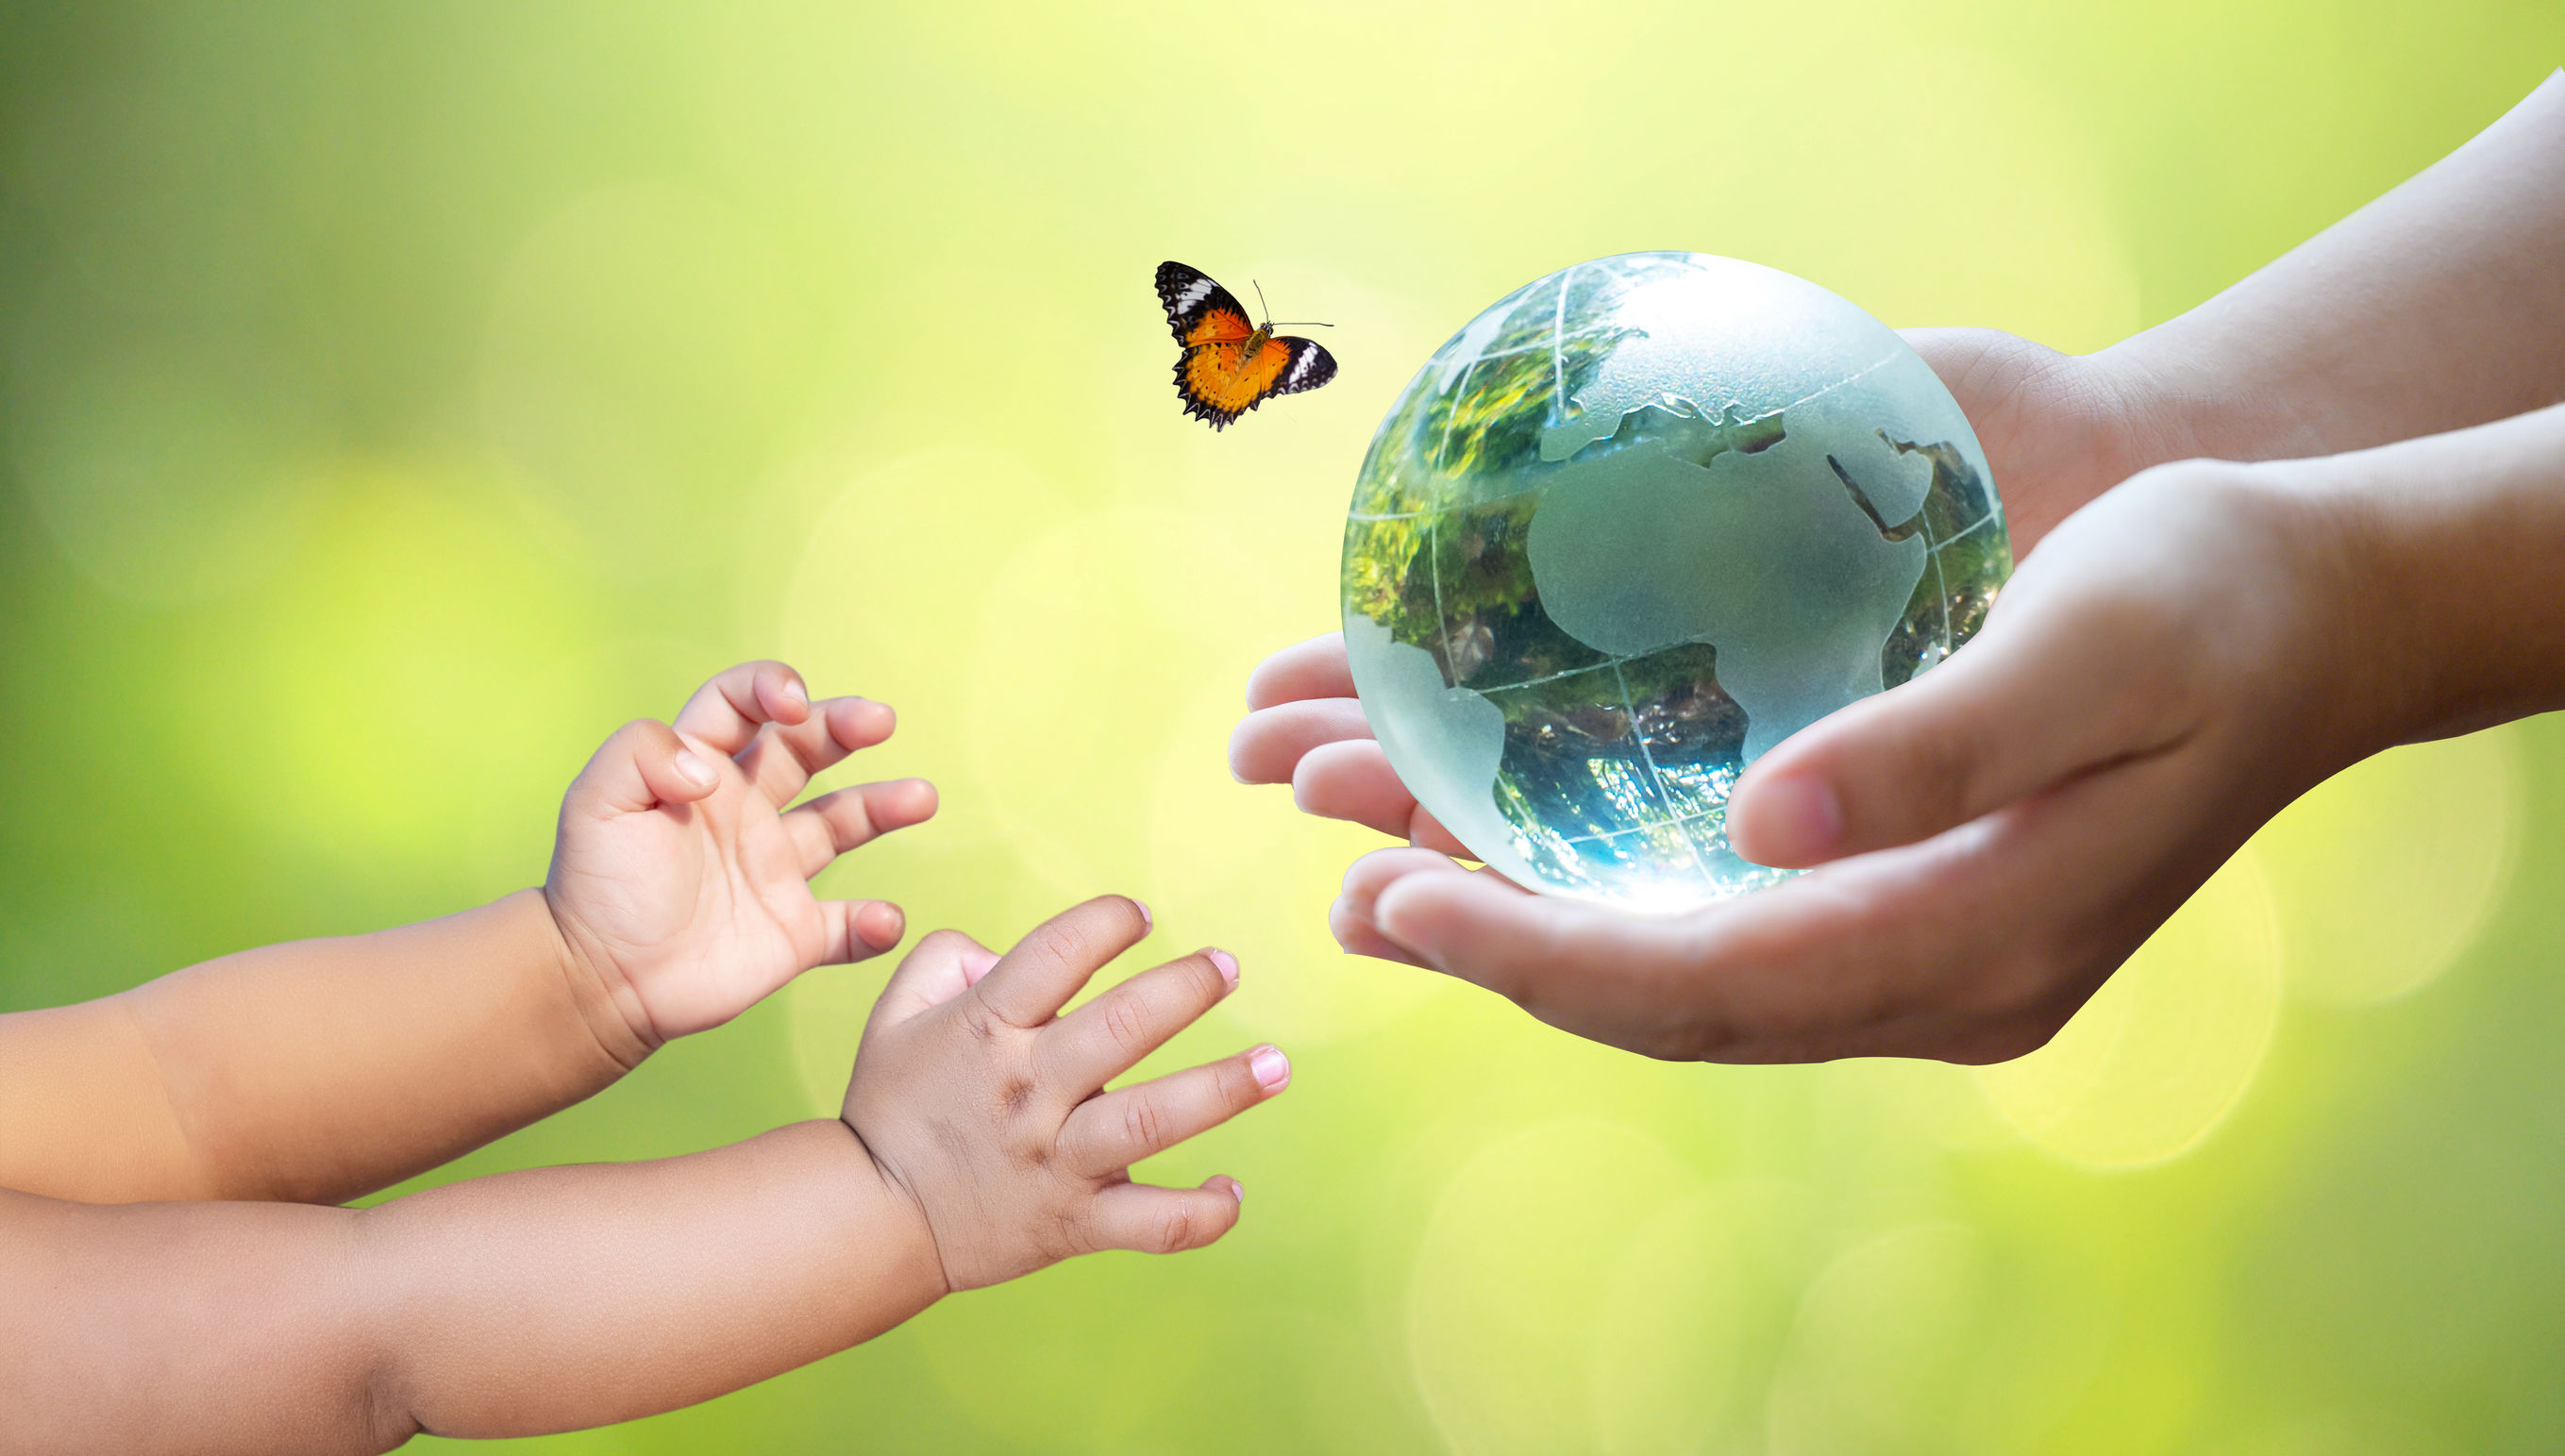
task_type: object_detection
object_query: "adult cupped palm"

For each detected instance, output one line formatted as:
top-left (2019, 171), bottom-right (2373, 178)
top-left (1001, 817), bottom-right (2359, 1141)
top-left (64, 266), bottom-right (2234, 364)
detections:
top-left (1232, 329), bottom-right (2224, 1064)
top-left (1232, 304), bottom-right (2565, 1064)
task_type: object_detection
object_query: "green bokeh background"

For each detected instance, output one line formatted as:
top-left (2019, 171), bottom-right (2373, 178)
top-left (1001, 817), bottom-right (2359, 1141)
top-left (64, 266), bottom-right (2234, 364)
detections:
top-left (3, 4), bottom-right (2560, 1451)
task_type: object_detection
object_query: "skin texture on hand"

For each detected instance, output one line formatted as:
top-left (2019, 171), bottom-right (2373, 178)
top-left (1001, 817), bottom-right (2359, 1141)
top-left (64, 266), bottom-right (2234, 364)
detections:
top-left (1232, 72), bottom-right (2565, 1063)
top-left (0, 897), bottom-right (1288, 1451)
top-left (846, 895), bottom-right (1288, 1290)
top-left (0, 661), bottom-right (931, 1207)
top-left (545, 660), bottom-right (938, 1048)
top-left (1242, 405), bottom-right (2565, 1063)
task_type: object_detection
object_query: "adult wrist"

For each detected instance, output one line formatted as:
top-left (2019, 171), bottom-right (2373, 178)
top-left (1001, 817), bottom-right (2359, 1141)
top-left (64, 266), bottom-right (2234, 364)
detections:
top-left (2314, 405), bottom-right (2565, 745)
top-left (2091, 321), bottom-right (2320, 472)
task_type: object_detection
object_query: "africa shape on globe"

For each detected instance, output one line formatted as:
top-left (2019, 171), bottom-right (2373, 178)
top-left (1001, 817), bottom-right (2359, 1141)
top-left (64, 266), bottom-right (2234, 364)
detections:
top-left (1341, 252), bottom-right (2011, 910)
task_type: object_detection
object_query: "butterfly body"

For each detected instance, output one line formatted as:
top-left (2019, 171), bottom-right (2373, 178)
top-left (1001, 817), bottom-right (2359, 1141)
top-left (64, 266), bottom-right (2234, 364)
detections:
top-left (1154, 260), bottom-right (1336, 429)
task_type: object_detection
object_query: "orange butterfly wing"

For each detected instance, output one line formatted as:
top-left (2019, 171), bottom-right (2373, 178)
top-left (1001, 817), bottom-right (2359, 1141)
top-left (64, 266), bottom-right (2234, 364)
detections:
top-left (1155, 260), bottom-right (1338, 430)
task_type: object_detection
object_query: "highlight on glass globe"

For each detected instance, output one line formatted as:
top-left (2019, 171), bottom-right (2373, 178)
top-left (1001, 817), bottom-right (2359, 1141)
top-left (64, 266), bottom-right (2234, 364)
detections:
top-left (1341, 252), bottom-right (2012, 910)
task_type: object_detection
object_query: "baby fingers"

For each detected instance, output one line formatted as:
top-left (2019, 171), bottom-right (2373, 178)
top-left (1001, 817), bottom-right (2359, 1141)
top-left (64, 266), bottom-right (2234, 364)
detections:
top-left (736, 696), bottom-right (898, 809)
top-left (971, 895), bottom-right (1152, 1029)
top-left (1084, 1178), bottom-right (1249, 1255)
top-left (870, 929), bottom-right (1005, 1028)
top-left (781, 778), bottom-right (938, 878)
top-left (1058, 1045), bottom-right (1286, 1179)
top-left (570, 718), bottom-right (728, 815)
top-left (815, 898), bottom-right (908, 965)
top-left (672, 661), bottom-right (812, 752)
top-left (1041, 948), bottom-right (1238, 1093)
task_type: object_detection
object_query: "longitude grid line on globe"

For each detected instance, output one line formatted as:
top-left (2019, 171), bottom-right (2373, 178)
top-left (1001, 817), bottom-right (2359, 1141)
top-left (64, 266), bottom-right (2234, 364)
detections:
top-left (1426, 511), bottom-right (1455, 684)
top-left (1608, 658), bottom-right (1719, 885)
top-left (1550, 261), bottom-right (1577, 410)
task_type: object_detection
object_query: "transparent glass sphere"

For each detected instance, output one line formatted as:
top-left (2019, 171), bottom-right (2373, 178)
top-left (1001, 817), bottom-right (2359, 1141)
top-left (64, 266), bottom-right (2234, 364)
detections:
top-left (1341, 252), bottom-right (2010, 910)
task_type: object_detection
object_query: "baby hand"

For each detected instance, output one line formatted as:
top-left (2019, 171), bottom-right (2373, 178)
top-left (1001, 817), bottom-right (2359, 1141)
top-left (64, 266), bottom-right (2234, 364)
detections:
top-left (545, 661), bottom-right (937, 1049)
top-left (844, 896), bottom-right (1287, 1290)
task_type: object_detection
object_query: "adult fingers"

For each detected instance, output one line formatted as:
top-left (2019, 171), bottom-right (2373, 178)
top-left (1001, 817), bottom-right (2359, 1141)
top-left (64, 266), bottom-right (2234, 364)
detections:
top-left (1085, 1179), bottom-right (1246, 1254)
top-left (1291, 741), bottom-right (1467, 852)
top-left (782, 778), bottom-right (938, 879)
top-left (815, 899), bottom-right (908, 966)
top-left (737, 696), bottom-right (898, 809)
top-left (1364, 847), bottom-right (1865, 1060)
top-left (871, 929), bottom-right (1002, 1027)
top-left (671, 661), bottom-right (812, 756)
top-left (1058, 1046), bottom-right (1288, 1179)
top-left (1374, 741), bottom-right (2230, 1063)
top-left (565, 719), bottom-right (726, 816)
top-left (971, 895), bottom-right (1152, 1029)
top-left (1332, 846), bottom-right (1479, 963)
top-left (1726, 580), bottom-right (2188, 868)
top-left (1330, 892), bottom-right (1431, 966)
top-left (1041, 948), bottom-right (1237, 1094)
top-left (1244, 631), bottom-right (1353, 710)
top-left (1229, 698), bottom-right (1372, 785)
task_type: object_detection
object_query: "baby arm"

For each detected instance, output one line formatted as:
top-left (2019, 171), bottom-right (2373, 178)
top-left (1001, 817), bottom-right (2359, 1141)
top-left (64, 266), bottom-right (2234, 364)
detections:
top-left (0, 897), bottom-right (1285, 1451)
top-left (0, 661), bottom-right (933, 1205)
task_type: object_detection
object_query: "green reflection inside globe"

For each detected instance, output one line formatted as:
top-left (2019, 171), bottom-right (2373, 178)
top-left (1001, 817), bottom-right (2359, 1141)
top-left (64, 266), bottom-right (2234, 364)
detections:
top-left (1341, 252), bottom-right (2011, 910)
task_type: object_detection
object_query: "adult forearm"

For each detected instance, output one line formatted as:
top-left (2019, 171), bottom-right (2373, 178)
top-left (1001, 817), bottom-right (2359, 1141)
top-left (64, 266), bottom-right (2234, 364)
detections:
top-left (2325, 401), bottom-right (2565, 745)
top-left (2106, 70), bottom-right (2565, 467)
top-left (0, 1122), bottom-right (942, 1453)
top-left (0, 890), bottom-right (646, 1205)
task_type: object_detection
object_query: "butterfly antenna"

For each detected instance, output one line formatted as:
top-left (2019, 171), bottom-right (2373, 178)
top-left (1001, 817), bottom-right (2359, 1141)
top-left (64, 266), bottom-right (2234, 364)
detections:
top-left (1255, 279), bottom-right (1331, 327)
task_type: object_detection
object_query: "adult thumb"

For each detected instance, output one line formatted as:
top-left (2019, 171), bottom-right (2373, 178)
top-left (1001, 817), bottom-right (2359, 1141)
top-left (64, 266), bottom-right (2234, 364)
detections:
top-left (1726, 595), bottom-right (2182, 866)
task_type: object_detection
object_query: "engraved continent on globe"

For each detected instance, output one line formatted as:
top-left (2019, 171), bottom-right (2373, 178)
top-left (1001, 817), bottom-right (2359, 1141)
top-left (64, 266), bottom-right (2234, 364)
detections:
top-left (1341, 252), bottom-right (2011, 910)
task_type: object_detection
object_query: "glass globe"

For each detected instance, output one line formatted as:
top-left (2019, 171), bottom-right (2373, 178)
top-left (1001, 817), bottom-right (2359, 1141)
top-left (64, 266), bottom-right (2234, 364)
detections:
top-left (1341, 252), bottom-right (2010, 910)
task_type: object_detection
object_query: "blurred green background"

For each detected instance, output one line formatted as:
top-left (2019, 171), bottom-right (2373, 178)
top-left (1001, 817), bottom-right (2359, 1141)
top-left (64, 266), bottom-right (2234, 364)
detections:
top-left (2, 3), bottom-right (2560, 1451)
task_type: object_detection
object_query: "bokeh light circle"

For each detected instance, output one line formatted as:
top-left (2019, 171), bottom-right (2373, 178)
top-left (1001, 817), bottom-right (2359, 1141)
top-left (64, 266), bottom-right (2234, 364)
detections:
top-left (2254, 728), bottom-right (2523, 1007)
top-left (1975, 847), bottom-right (2284, 1167)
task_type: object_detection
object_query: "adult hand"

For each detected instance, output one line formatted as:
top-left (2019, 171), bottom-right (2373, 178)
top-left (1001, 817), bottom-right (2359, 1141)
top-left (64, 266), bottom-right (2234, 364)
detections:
top-left (1239, 416), bottom-right (2457, 1062)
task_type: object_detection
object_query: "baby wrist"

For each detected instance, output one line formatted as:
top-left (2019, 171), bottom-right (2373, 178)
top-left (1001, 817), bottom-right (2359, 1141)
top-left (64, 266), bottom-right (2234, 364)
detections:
top-left (534, 891), bottom-right (660, 1073)
top-left (833, 1116), bottom-right (954, 1301)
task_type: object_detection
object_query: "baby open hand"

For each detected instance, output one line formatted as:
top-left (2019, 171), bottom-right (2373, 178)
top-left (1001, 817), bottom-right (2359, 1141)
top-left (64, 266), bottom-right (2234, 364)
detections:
top-left (545, 661), bottom-right (938, 1050)
top-left (844, 896), bottom-right (1287, 1291)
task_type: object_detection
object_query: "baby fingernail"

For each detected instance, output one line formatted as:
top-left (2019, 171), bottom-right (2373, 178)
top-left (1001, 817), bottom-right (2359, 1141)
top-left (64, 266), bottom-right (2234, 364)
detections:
top-left (1227, 1179), bottom-right (1246, 1204)
top-left (870, 903), bottom-right (906, 945)
top-left (781, 678), bottom-right (809, 708)
top-left (1130, 897), bottom-right (1152, 932)
top-left (1208, 948), bottom-right (1239, 988)
top-left (1249, 1045), bottom-right (1290, 1092)
top-left (673, 750), bottom-right (716, 789)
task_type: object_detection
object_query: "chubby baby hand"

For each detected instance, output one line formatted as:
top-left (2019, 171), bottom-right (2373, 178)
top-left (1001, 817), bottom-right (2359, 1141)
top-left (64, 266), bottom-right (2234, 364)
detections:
top-left (844, 896), bottom-right (1288, 1291)
top-left (545, 661), bottom-right (938, 1051)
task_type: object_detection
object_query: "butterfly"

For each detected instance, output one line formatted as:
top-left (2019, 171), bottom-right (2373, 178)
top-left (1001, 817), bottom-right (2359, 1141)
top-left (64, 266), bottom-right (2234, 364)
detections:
top-left (1154, 260), bottom-right (1336, 429)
